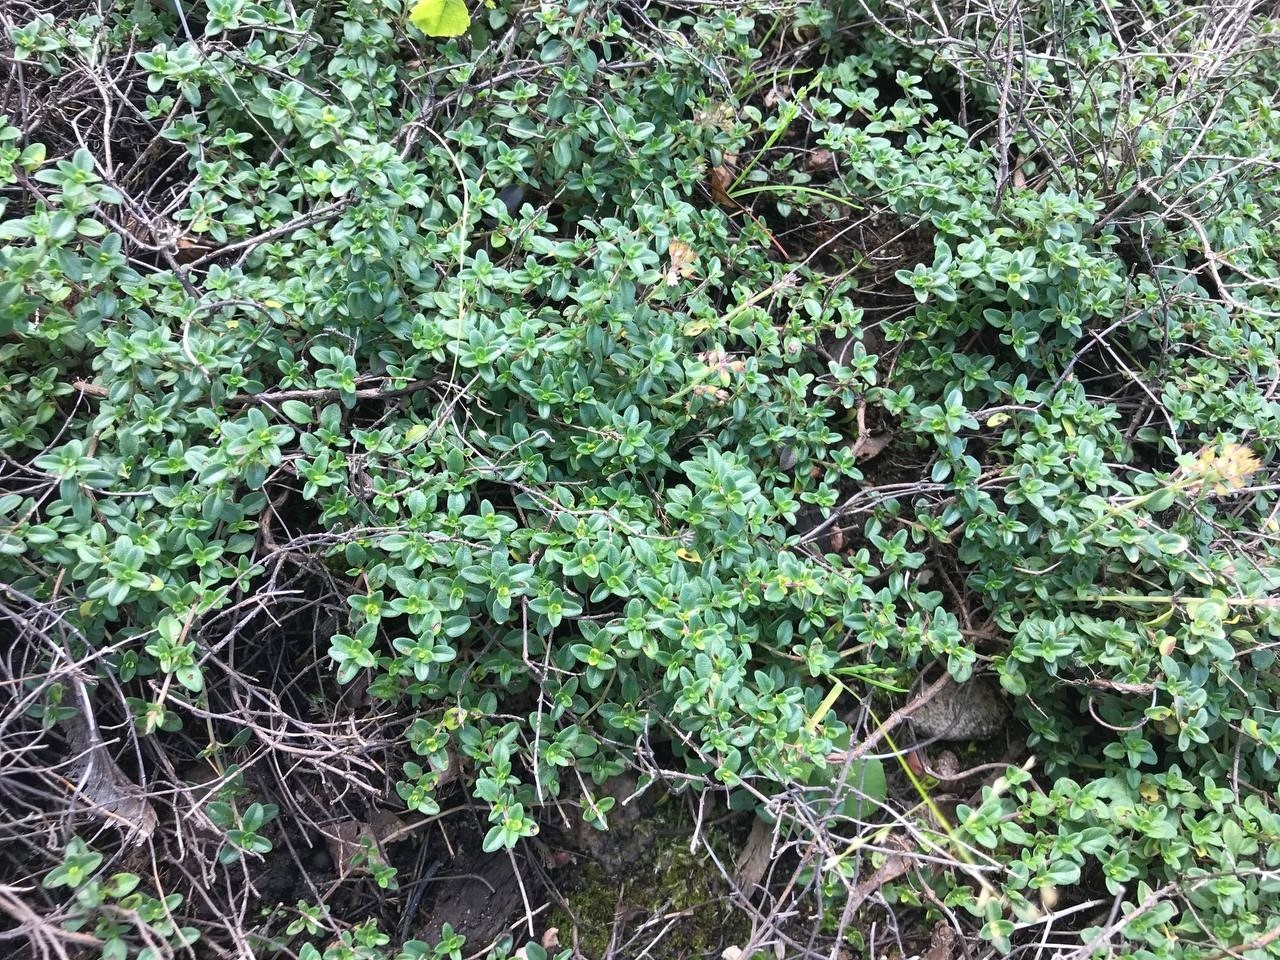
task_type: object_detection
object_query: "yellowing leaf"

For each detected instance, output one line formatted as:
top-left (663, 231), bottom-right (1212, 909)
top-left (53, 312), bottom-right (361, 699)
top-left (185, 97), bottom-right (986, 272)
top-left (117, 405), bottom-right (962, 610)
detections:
top-left (1138, 782), bottom-right (1159, 803)
top-left (409, 0), bottom-right (470, 37)
top-left (676, 547), bottom-right (701, 563)
top-left (805, 679), bottom-right (846, 734)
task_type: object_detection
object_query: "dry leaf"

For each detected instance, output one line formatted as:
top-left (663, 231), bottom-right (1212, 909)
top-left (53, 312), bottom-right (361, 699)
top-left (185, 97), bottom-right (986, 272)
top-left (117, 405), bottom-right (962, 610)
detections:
top-left (173, 234), bottom-right (212, 264)
top-left (709, 164), bottom-right (736, 208)
top-left (426, 743), bottom-right (464, 788)
top-left (722, 948), bottom-right (743, 960)
top-left (325, 821), bottom-right (368, 875)
top-left (370, 809), bottom-right (407, 842)
top-left (846, 850), bottom-right (911, 914)
top-left (62, 712), bottom-right (157, 844)
top-left (850, 431), bottom-right (892, 462)
top-left (325, 815), bottom-right (399, 876)
top-left (904, 749), bottom-right (926, 776)
top-left (666, 240), bottom-right (697, 285)
top-left (541, 927), bottom-right (561, 949)
top-left (733, 817), bottom-right (773, 892)
top-left (540, 846), bottom-right (574, 868)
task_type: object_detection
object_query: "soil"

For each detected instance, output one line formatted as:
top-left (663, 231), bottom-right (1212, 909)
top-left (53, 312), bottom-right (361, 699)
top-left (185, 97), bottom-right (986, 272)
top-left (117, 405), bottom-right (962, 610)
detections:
top-left (411, 842), bottom-right (533, 947)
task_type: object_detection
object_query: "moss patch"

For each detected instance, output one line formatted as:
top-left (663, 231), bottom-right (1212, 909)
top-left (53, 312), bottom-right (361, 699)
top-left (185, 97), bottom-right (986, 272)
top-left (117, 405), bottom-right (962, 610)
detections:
top-left (550, 818), bottom-right (752, 959)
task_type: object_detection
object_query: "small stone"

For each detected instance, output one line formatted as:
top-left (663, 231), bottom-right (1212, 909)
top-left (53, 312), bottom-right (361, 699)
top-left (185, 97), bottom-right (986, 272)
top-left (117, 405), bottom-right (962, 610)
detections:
top-left (806, 149), bottom-right (835, 172)
top-left (923, 921), bottom-right (959, 960)
top-left (933, 750), bottom-right (960, 780)
top-left (909, 677), bottom-right (1010, 741)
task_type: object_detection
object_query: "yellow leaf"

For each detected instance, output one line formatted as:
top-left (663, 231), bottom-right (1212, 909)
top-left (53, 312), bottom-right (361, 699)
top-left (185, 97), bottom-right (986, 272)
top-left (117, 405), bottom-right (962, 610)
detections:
top-left (676, 547), bottom-right (701, 563)
top-left (409, 0), bottom-right (470, 37)
top-left (1138, 782), bottom-right (1159, 803)
top-left (805, 680), bottom-right (846, 734)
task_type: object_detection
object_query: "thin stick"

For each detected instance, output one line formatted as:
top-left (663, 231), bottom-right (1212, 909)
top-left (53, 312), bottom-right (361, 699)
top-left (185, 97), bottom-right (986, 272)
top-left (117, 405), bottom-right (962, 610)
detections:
top-left (507, 847), bottom-right (537, 939)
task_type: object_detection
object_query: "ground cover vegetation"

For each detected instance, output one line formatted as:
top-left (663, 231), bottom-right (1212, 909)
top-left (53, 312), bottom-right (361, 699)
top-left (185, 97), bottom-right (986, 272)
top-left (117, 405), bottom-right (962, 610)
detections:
top-left (3, 0), bottom-right (1280, 957)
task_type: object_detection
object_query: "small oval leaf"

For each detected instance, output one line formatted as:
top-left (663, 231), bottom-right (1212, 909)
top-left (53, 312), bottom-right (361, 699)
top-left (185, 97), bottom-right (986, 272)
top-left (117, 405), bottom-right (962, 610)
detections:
top-left (280, 399), bottom-right (313, 424)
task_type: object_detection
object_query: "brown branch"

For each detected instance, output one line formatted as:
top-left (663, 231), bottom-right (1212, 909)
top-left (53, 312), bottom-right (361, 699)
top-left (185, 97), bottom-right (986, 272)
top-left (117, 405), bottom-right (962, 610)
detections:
top-left (71, 379), bottom-right (109, 398)
top-left (834, 670), bottom-right (955, 763)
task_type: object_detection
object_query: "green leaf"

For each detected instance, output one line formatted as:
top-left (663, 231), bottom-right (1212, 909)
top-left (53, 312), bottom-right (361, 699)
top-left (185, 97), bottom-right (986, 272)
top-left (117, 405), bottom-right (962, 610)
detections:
top-left (280, 400), bottom-right (314, 424)
top-left (103, 872), bottom-right (141, 898)
top-left (175, 665), bottom-right (204, 693)
top-left (409, 0), bottom-right (470, 37)
top-left (981, 918), bottom-right (1014, 954)
top-left (838, 758), bottom-right (886, 820)
top-left (481, 824), bottom-right (505, 852)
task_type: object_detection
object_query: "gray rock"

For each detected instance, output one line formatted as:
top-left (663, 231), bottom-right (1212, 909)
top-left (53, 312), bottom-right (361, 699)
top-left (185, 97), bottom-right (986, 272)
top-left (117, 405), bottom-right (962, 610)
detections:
top-left (909, 676), bottom-right (1010, 741)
